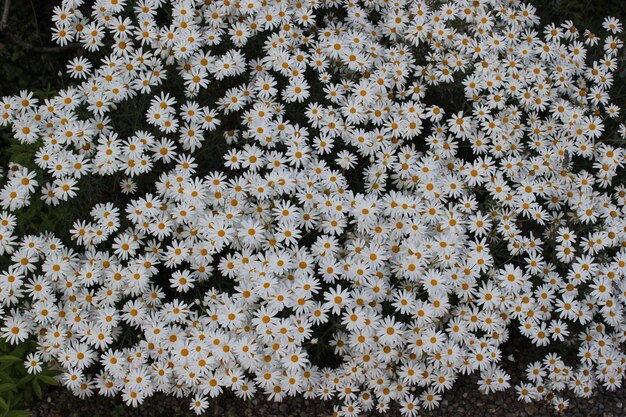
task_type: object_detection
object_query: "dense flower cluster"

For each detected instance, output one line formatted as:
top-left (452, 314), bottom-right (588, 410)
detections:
top-left (1, 0), bottom-right (626, 415)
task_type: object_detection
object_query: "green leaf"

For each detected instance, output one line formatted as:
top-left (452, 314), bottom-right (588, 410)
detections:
top-left (0, 356), bottom-right (21, 371)
top-left (0, 383), bottom-right (14, 393)
top-left (10, 346), bottom-right (26, 358)
top-left (6, 410), bottom-right (31, 417)
top-left (10, 153), bottom-right (32, 166)
top-left (0, 356), bottom-right (21, 365)
top-left (15, 374), bottom-right (33, 388)
top-left (36, 374), bottom-right (59, 386)
top-left (46, 369), bottom-right (63, 377)
top-left (0, 371), bottom-right (11, 383)
top-left (31, 379), bottom-right (41, 399)
top-left (0, 397), bottom-right (8, 412)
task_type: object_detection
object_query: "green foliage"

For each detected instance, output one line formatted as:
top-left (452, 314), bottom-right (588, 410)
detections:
top-left (0, 340), bottom-right (61, 417)
top-left (0, 0), bottom-right (69, 97)
top-left (534, 0), bottom-right (626, 33)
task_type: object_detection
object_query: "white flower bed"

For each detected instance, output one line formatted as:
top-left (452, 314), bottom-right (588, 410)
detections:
top-left (1, 0), bottom-right (626, 415)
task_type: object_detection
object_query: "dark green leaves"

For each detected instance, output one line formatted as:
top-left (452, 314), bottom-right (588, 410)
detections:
top-left (0, 340), bottom-right (61, 417)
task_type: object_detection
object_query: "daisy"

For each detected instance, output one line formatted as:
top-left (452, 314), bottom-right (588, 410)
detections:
top-left (24, 353), bottom-right (43, 374)
top-left (170, 269), bottom-right (195, 293)
top-left (189, 395), bottom-right (209, 415)
top-left (420, 389), bottom-right (441, 410)
top-left (1, 314), bottom-right (30, 344)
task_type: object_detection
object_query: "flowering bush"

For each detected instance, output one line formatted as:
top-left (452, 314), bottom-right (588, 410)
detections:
top-left (1, 0), bottom-right (626, 415)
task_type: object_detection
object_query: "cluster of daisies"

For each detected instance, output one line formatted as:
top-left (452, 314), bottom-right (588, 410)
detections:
top-left (1, 0), bottom-right (626, 415)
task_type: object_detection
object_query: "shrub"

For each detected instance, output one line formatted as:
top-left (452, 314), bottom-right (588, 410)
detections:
top-left (0, 339), bottom-right (60, 417)
top-left (0, 0), bottom-right (625, 415)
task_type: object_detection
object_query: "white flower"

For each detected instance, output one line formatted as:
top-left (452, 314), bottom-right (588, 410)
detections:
top-left (24, 353), bottom-right (43, 374)
top-left (1, 315), bottom-right (30, 344)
